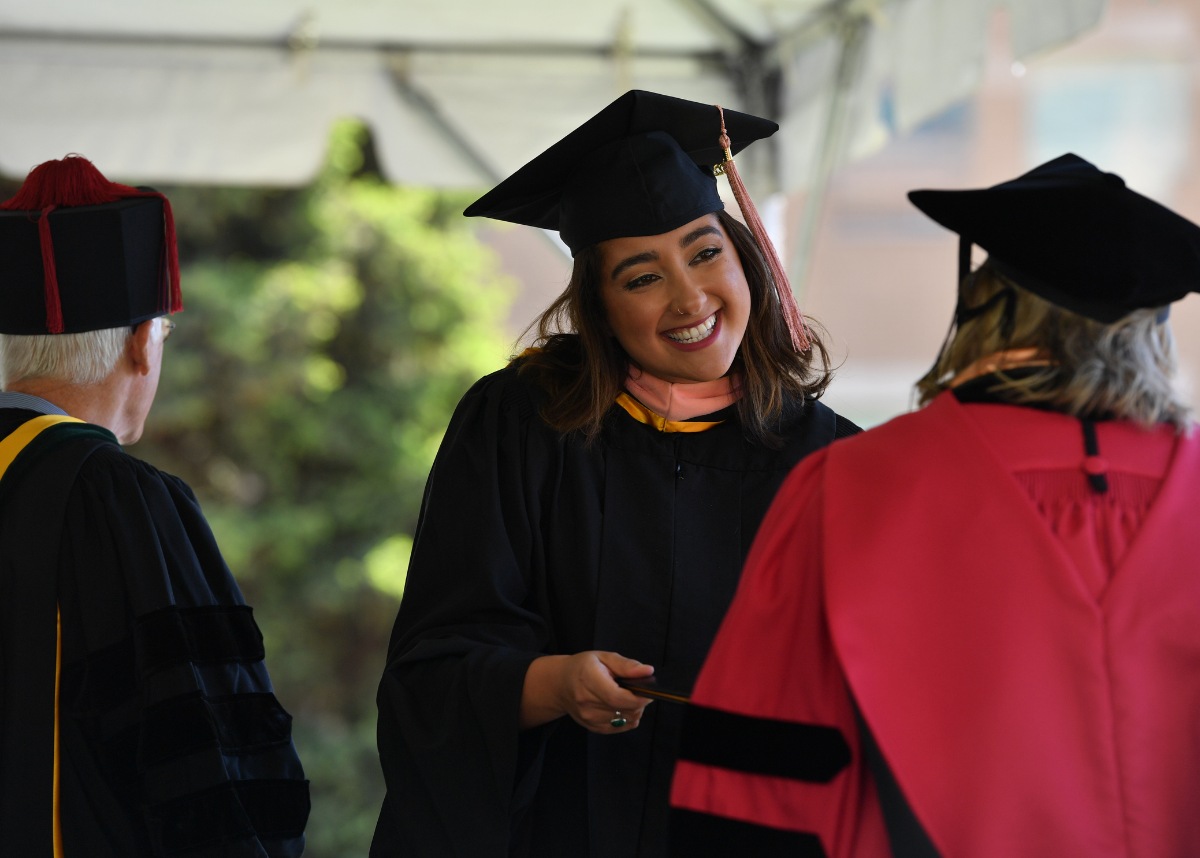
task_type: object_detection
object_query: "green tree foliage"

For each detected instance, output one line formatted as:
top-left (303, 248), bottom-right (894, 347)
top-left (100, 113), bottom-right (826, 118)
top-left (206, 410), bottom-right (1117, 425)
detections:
top-left (135, 122), bottom-right (516, 856)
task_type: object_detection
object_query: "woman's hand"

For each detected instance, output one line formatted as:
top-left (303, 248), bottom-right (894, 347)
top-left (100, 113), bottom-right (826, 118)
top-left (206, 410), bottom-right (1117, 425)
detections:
top-left (520, 652), bottom-right (655, 732)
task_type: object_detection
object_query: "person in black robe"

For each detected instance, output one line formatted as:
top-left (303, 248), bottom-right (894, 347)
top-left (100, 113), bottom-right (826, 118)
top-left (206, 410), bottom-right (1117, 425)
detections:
top-left (0, 155), bottom-right (309, 856)
top-left (371, 91), bottom-right (858, 857)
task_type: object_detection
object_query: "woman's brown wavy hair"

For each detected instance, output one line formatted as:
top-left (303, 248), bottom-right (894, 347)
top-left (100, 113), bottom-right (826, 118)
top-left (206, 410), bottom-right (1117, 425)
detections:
top-left (516, 210), bottom-right (834, 446)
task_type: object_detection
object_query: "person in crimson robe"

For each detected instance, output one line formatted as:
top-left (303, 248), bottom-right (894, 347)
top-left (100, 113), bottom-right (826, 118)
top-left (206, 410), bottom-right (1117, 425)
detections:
top-left (669, 152), bottom-right (1200, 858)
top-left (370, 90), bottom-right (859, 857)
top-left (0, 155), bottom-right (309, 856)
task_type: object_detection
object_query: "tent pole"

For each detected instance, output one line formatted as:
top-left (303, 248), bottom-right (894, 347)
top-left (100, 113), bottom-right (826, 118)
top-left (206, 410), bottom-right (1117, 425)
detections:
top-left (385, 55), bottom-right (504, 187)
top-left (788, 12), bottom-right (871, 301)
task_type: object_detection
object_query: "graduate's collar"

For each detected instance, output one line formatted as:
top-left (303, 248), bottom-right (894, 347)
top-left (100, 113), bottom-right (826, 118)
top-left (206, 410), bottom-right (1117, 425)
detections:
top-left (947, 348), bottom-right (1054, 390)
top-left (618, 367), bottom-right (740, 433)
top-left (0, 390), bottom-right (69, 416)
top-left (948, 349), bottom-right (1059, 409)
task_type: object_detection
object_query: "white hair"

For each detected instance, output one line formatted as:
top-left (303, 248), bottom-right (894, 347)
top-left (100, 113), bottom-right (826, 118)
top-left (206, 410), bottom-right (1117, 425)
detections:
top-left (0, 326), bottom-right (132, 388)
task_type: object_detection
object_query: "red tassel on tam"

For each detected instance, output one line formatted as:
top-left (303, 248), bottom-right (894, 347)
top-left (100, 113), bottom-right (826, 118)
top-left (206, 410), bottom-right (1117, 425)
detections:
top-left (0, 154), bottom-right (182, 332)
top-left (35, 205), bottom-right (65, 333)
top-left (0, 155), bottom-right (136, 211)
top-left (157, 198), bottom-right (183, 314)
top-left (713, 106), bottom-right (810, 352)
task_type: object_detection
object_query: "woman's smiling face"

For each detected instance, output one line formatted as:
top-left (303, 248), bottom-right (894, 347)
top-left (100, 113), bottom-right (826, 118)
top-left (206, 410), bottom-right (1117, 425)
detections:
top-left (598, 213), bottom-right (751, 384)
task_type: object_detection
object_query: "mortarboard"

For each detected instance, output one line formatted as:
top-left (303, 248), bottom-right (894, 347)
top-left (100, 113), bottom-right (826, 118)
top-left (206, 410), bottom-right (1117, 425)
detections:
top-left (464, 90), bottom-right (777, 255)
top-left (466, 89), bottom-right (810, 350)
top-left (0, 155), bottom-right (182, 335)
top-left (908, 153), bottom-right (1200, 323)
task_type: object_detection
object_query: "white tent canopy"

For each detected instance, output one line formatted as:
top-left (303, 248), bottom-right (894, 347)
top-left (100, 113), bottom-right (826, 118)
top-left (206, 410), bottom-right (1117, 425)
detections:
top-left (1, 0), bottom-right (1106, 195)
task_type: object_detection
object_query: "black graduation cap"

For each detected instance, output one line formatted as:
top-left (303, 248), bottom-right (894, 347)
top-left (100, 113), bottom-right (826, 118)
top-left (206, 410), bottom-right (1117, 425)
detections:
top-left (908, 153), bottom-right (1200, 323)
top-left (0, 155), bottom-right (181, 335)
top-left (464, 90), bottom-right (779, 256)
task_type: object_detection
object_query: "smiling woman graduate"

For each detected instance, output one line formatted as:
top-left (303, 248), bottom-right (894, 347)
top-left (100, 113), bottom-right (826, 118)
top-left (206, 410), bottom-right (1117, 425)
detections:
top-left (370, 90), bottom-right (858, 857)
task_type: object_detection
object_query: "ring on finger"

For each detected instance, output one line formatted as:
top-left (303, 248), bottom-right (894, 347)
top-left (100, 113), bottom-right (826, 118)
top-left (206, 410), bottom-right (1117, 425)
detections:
top-left (610, 711), bottom-right (628, 729)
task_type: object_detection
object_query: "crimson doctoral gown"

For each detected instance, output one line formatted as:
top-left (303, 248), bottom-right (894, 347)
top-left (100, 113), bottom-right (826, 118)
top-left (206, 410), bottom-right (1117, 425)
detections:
top-left (671, 391), bottom-right (1200, 857)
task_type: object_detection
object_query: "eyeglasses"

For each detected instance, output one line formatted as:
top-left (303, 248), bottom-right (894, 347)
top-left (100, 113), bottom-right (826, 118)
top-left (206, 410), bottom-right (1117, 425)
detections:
top-left (129, 317), bottom-right (177, 340)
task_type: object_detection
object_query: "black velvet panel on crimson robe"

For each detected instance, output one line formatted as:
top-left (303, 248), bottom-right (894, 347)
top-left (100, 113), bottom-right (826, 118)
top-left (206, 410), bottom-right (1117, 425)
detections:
top-left (0, 410), bottom-right (309, 857)
top-left (372, 360), bottom-right (856, 857)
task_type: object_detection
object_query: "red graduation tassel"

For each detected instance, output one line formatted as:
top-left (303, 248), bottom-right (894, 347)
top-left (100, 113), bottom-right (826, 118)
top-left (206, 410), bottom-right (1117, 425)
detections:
top-left (0, 154), bottom-right (135, 211)
top-left (158, 197), bottom-right (183, 313)
top-left (714, 105), bottom-right (810, 352)
top-left (36, 205), bottom-right (65, 334)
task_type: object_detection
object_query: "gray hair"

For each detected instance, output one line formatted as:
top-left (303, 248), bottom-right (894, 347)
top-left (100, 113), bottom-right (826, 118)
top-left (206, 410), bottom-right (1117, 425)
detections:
top-left (0, 326), bottom-right (131, 388)
top-left (917, 261), bottom-right (1192, 430)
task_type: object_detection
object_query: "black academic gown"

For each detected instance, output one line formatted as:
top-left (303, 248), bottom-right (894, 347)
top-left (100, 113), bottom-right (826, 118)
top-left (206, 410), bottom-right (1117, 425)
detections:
top-left (372, 358), bottom-right (856, 857)
top-left (0, 410), bottom-right (310, 857)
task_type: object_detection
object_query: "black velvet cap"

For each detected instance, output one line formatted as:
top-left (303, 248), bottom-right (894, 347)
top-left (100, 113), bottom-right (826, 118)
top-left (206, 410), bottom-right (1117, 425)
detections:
top-left (464, 90), bottom-right (778, 255)
top-left (908, 153), bottom-right (1200, 322)
top-left (0, 154), bottom-right (181, 335)
top-left (0, 197), bottom-right (171, 334)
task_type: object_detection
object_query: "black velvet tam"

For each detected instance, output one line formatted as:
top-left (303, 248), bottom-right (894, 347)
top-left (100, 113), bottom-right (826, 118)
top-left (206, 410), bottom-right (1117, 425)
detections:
top-left (909, 153), bottom-right (1200, 322)
top-left (0, 196), bottom-right (169, 334)
top-left (464, 89), bottom-right (777, 255)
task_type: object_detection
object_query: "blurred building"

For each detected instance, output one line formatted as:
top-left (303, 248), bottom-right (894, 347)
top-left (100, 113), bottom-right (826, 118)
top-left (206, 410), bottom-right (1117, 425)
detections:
top-left (481, 0), bottom-right (1200, 428)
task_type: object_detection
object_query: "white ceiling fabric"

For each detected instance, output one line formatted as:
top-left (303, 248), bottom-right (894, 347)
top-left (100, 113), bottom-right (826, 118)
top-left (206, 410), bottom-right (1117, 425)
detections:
top-left (0, 0), bottom-right (1106, 192)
